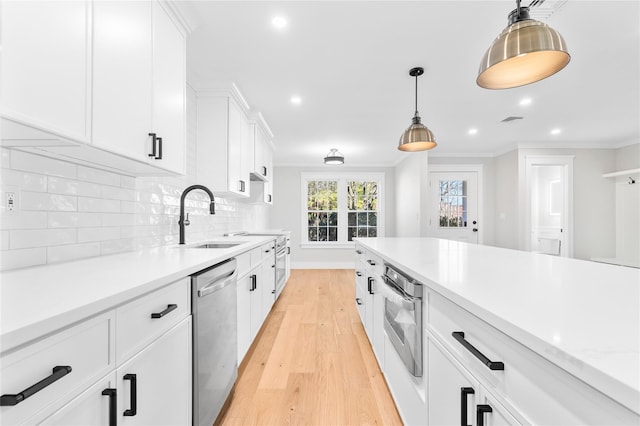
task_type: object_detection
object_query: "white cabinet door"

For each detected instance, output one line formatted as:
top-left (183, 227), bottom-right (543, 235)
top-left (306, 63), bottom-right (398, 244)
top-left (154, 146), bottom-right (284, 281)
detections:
top-left (151, 1), bottom-right (185, 174)
top-left (92, 0), bottom-right (152, 161)
top-left (260, 255), bottom-right (276, 322)
top-left (40, 373), bottom-right (117, 426)
top-left (227, 99), bottom-right (247, 196)
top-left (240, 115), bottom-right (252, 196)
top-left (117, 318), bottom-right (191, 426)
top-left (476, 390), bottom-right (522, 426)
top-left (428, 338), bottom-right (480, 426)
top-left (237, 270), bottom-right (260, 363)
top-left (1, 0), bottom-right (89, 141)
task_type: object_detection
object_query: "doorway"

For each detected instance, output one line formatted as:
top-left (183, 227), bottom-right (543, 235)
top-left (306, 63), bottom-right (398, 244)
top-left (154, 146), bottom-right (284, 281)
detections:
top-left (428, 165), bottom-right (482, 244)
top-left (523, 156), bottom-right (574, 257)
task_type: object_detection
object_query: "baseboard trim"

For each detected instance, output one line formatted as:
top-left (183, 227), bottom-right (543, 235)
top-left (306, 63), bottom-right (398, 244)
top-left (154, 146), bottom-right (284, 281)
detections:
top-left (291, 261), bottom-right (354, 269)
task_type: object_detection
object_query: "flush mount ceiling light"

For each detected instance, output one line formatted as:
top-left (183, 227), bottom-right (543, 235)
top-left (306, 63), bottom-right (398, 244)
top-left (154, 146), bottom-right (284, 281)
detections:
top-left (272, 16), bottom-right (287, 30)
top-left (290, 96), bottom-right (302, 105)
top-left (398, 67), bottom-right (437, 152)
top-left (477, 0), bottom-right (570, 89)
top-left (324, 148), bottom-right (344, 165)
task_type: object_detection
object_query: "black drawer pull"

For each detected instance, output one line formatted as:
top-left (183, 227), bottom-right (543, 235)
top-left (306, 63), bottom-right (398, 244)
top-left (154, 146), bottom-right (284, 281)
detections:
top-left (367, 259), bottom-right (376, 266)
top-left (123, 373), bottom-right (137, 416)
top-left (356, 298), bottom-right (363, 305)
top-left (268, 194), bottom-right (272, 203)
top-left (102, 388), bottom-right (117, 426)
top-left (355, 249), bottom-right (363, 254)
top-left (156, 136), bottom-right (163, 160)
top-left (452, 331), bottom-right (504, 370)
top-left (356, 271), bottom-right (363, 277)
top-left (262, 165), bottom-right (267, 176)
top-left (1, 366), bottom-right (72, 406)
top-left (250, 274), bottom-right (257, 291)
top-left (460, 387), bottom-right (475, 426)
top-left (367, 277), bottom-right (374, 295)
top-left (477, 404), bottom-right (492, 426)
top-left (151, 304), bottom-right (177, 319)
top-left (148, 133), bottom-right (157, 157)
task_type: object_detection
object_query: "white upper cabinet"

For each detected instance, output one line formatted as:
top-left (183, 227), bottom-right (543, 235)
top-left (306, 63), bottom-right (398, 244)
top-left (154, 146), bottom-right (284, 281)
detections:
top-left (249, 114), bottom-right (274, 182)
top-left (1, 1), bottom-right (90, 143)
top-left (1, 0), bottom-right (187, 176)
top-left (196, 86), bottom-right (251, 198)
top-left (92, 0), bottom-right (185, 175)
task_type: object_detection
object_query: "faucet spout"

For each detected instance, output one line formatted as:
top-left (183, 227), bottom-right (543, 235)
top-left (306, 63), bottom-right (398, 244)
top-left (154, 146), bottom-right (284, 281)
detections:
top-left (179, 184), bottom-right (215, 245)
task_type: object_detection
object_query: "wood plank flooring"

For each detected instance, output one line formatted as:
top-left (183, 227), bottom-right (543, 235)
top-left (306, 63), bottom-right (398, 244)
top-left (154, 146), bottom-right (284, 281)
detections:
top-left (219, 269), bottom-right (402, 426)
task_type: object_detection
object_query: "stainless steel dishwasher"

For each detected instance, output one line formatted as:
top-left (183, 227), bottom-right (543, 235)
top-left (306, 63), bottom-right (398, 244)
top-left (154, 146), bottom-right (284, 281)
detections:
top-left (191, 258), bottom-right (237, 426)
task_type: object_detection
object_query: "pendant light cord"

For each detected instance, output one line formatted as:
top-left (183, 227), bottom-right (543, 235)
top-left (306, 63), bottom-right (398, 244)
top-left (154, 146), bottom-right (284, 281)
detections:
top-left (414, 73), bottom-right (419, 117)
top-left (516, 0), bottom-right (521, 17)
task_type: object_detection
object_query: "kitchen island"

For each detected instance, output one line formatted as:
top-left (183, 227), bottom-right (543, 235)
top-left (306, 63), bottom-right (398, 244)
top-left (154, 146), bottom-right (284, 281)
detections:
top-left (355, 237), bottom-right (639, 425)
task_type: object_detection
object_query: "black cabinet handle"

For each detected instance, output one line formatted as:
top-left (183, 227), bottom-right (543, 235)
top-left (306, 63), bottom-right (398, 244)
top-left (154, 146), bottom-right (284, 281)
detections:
top-left (101, 388), bottom-right (117, 426)
top-left (123, 374), bottom-right (137, 416)
top-left (156, 137), bottom-right (163, 160)
top-left (367, 259), bottom-right (376, 266)
top-left (239, 180), bottom-right (246, 192)
top-left (356, 271), bottom-right (363, 277)
top-left (452, 331), bottom-right (504, 370)
top-left (267, 194), bottom-right (272, 203)
top-left (355, 250), bottom-right (363, 254)
top-left (460, 387), bottom-right (475, 426)
top-left (367, 277), bottom-right (374, 294)
top-left (356, 298), bottom-right (363, 305)
top-left (287, 247), bottom-right (290, 255)
top-left (250, 274), bottom-right (257, 291)
top-left (151, 304), bottom-right (177, 319)
top-left (148, 133), bottom-right (157, 158)
top-left (1, 366), bottom-right (72, 406)
top-left (262, 166), bottom-right (267, 177)
top-left (477, 404), bottom-right (492, 426)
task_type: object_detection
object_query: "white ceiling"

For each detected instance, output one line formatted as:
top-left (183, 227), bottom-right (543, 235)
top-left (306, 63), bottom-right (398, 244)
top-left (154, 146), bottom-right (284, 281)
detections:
top-left (180, 1), bottom-right (640, 167)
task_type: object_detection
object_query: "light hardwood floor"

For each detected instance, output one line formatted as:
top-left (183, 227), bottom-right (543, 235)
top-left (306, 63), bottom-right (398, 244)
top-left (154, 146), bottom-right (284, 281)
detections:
top-left (219, 269), bottom-right (402, 426)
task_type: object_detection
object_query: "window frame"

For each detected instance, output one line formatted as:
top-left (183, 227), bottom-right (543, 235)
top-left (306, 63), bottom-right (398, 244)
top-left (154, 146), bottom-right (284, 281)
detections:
top-left (301, 172), bottom-right (385, 248)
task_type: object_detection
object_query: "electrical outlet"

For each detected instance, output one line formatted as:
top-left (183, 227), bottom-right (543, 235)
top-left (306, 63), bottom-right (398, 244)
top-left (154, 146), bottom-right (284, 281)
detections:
top-left (7, 192), bottom-right (15, 212)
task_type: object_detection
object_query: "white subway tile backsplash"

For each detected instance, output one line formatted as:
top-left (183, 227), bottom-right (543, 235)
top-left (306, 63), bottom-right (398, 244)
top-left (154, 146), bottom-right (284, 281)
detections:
top-left (77, 165), bottom-right (120, 186)
top-left (48, 176), bottom-right (101, 197)
top-left (21, 192), bottom-right (77, 211)
top-left (0, 211), bottom-right (47, 230)
top-left (10, 228), bottom-right (76, 249)
top-left (120, 201), bottom-right (136, 213)
top-left (47, 242), bottom-right (101, 263)
top-left (1, 169), bottom-right (47, 191)
top-left (101, 238), bottom-right (136, 255)
top-left (1, 231), bottom-right (9, 250)
top-left (120, 175), bottom-right (136, 189)
top-left (102, 213), bottom-right (133, 227)
top-left (48, 212), bottom-right (102, 228)
top-left (1, 148), bottom-right (10, 169)
top-left (101, 185), bottom-right (136, 201)
top-left (0, 248), bottom-right (47, 270)
top-left (11, 150), bottom-right (76, 179)
top-left (78, 197), bottom-right (120, 213)
top-left (78, 227), bottom-right (121, 243)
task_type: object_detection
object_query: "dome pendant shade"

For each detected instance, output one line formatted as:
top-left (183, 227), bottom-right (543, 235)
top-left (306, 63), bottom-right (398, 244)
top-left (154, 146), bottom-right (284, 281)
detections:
top-left (398, 115), bottom-right (437, 152)
top-left (398, 67), bottom-right (437, 152)
top-left (324, 148), bottom-right (344, 165)
top-left (477, 6), bottom-right (570, 89)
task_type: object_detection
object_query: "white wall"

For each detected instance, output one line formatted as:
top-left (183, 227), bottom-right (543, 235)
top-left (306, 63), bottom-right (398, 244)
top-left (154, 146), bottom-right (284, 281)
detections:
top-left (0, 86), bottom-right (268, 271)
top-left (270, 166), bottom-right (395, 269)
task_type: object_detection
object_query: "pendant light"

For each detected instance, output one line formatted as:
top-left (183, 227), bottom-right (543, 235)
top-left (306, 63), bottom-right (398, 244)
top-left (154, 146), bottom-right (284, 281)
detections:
top-left (477, 0), bottom-right (570, 89)
top-left (398, 67), bottom-right (437, 152)
top-left (324, 148), bottom-right (344, 165)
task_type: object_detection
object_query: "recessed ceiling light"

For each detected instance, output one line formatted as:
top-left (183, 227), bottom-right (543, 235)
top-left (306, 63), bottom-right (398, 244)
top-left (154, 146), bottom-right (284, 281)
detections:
top-left (272, 16), bottom-right (287, 30)
top-left (519, 98), bottom-right (532, 106)
top-left (290, 96), bottom-right (301, 105)
top-left (550, 128), bottom-right (562, 135)
top-left (468, 128), bottom-right (478, 135)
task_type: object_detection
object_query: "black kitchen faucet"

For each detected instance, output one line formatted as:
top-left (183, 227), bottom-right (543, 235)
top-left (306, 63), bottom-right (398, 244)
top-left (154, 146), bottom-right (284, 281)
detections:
top-left (178, 185), bottom-right (215, 244)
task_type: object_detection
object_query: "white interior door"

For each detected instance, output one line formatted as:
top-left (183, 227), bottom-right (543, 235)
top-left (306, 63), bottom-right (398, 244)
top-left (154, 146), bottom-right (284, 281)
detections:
top-left (428, 171), bottom-right (479, 244)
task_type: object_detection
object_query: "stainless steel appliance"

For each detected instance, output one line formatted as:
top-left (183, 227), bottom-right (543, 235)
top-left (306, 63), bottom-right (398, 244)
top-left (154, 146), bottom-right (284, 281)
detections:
top-left (191, 259), bottom-right (238, 426)
top-left (225, 231), bottom-right (288, 300)
top-left (382, 264), bottom-right (424, 377)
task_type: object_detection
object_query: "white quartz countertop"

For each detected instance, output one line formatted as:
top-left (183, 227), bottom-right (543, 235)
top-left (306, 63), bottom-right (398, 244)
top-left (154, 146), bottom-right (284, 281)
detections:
top-left (356, 237), bottom-right (640, 415)
top-left (0, 235), bottom-right (275, 353)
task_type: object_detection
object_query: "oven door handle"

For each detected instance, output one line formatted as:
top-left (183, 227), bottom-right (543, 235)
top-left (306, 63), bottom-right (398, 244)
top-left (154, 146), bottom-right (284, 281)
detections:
top-left (382, 276), bottom-right (420, 304)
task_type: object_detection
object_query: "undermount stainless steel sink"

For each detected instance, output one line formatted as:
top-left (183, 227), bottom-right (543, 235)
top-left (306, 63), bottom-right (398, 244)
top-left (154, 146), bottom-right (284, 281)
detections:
top-left (190, 242), bottom-right (242, 249)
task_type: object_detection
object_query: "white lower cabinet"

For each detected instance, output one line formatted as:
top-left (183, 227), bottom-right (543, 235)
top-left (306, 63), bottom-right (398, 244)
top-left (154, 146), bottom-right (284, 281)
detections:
top-left (260, 251), bottom-right (276, 323)
top-left (116, 317), bottom-right (191, 426)
top-left (40, 373), bottom-right (117, 426)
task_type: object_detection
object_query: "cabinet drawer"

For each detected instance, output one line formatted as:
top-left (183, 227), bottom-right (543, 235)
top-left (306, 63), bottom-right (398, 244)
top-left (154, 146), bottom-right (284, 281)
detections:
top-left (260, 241), bottom-right (275, 261)
top-left (236, 251), bottom-right (251, 277)
top-left (355, 281), bottom-right (366, 326)
top-left (249, 247), bottom-right (262, 269)
top-left (0, 312), bottom-right (114, 425)
top-left (428, 291), bottom-right (639, 425)
top-left (363, 251), bottom-right (385, 278)
top-left (116, 278), bottom-right (190, 364)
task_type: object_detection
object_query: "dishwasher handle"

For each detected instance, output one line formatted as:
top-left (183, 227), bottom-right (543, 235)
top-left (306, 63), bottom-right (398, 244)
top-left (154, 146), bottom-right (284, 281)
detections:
top-left (198, 271), bottom-right (237, 298)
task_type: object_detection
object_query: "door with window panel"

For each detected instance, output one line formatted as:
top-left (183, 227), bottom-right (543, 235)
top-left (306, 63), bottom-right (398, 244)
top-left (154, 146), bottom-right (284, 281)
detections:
top-left (428, 172), bottom-right (479, 244)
